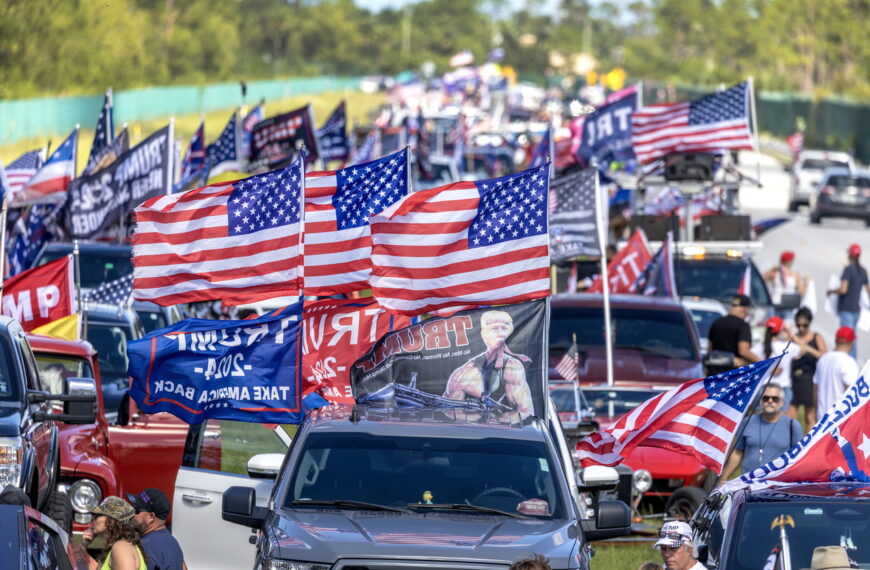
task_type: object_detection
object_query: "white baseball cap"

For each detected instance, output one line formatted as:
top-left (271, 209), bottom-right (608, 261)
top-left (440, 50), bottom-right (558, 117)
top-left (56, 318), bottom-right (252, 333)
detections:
top-left (654, 521), bottom-right (693, 550)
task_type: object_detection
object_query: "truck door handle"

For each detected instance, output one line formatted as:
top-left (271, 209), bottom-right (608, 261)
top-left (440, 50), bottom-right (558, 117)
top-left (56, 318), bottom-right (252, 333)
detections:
top-left (181, 493), bottom-right (214, 504)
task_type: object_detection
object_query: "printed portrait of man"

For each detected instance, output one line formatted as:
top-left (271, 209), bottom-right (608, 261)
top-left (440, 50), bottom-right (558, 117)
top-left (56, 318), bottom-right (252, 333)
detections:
top-left (443, 310), bottom-right (534, 422)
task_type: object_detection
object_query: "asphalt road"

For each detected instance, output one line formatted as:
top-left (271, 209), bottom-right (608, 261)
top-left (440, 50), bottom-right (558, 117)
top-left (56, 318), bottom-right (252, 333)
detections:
top-left (737, 150), bottom-right (870, 365)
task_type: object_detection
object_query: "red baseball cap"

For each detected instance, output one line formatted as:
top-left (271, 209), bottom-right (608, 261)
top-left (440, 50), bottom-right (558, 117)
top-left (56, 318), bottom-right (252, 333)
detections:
top-left (849, 244), bottom-right (862, 257)
top-left (780, 251), bottom-right (795, 263)
top-left (836, 326), bottom-right (856, 343)
top-left (766, 316), bottom-right (784, 333)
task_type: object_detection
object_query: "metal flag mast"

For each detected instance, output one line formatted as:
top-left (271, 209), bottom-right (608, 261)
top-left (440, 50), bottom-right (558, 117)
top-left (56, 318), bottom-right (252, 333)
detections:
top-left (592, 159), bottom-right (614, 386)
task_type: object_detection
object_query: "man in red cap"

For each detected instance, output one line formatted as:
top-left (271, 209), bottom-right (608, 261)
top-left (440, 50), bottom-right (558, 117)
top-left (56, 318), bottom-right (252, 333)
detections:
top-left (764, 250), bottom-right (806, 318)
top-left (827, 243), bottom-right (869, 358)
top-left (813, 326), bottom-right (859, 415)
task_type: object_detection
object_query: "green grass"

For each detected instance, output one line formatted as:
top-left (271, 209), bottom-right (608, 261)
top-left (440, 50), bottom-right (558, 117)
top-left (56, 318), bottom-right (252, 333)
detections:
top-left (591, 542), bottom-right (660, 569)
top-left (218, 421), bottom-right (297, 476)
top-left (0, 90), bottom-right (386, 170)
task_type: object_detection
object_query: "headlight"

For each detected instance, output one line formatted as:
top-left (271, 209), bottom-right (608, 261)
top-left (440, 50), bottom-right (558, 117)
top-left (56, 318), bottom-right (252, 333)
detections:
top-left (0, 437), bottom-right (23, 488)
top-left (69, 479), bottom-right (102, 514)
top-left (262, 561), bottom-right (330, 570)
top-left (632, 469), bottom-right (653, 493)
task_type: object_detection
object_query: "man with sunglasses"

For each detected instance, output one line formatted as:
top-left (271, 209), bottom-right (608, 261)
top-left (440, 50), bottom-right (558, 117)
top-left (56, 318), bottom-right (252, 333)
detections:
top-left (707, 294), bottom-right (760, 375)
top-left (654, 521), bottom-right (705, 570)
top-left (722, 382), bottom-right (802, 478)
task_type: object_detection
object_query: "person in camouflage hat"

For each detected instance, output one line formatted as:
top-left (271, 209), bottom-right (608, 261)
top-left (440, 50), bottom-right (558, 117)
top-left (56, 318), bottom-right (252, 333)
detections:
top-left (83, 496), bottom-right (148, 569)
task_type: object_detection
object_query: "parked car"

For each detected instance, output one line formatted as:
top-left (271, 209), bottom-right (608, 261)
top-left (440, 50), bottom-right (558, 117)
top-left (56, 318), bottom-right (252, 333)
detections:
top-left (549, 294), bottom-right (704, 386)
top-left (809, 168), bottom-right (870, 225)
top-left (0, 501), bottom-right (89, 569)
top-left (692, 482), bottom-right (870, 569)
top-left (580, 385), bottom-right (710, 519)
top-left (0, 317), bottom-right (96, 530)
top-left (682, 297), bottom-right (727, 355)
top-left (789, 150), bottom-right (855, 211)
top-left (32, 242), bottom-right (133, 290)
top-left (28, 333), bottom-right (190, 533)
top-left (172, 406), bottom-right (630, 569)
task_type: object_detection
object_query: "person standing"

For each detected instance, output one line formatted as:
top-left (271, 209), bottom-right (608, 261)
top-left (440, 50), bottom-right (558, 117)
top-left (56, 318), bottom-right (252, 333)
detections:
top-left (83, 496), bottom-right (147, 570)
top-left (722, 383), bottom-right (802, 477)
top-left (707, 294), bottom-right (760, 375)
top-left (827, 243), bottom-right (869, 359)
top-left (126, 489), bottom-right (186, 570)
top-left (790, 307), bottom-right (827, 427)
top-left (753, 316), bottom-right (799, 413)
top-left (764, 250), bottom-right (807, 318)
top-left (813, 326), bottom-right (859, 416)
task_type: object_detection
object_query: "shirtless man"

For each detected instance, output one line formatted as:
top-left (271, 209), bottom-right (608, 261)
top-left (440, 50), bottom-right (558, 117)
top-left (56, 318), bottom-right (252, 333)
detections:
top-left (443, 310), bottom-right (534, 422)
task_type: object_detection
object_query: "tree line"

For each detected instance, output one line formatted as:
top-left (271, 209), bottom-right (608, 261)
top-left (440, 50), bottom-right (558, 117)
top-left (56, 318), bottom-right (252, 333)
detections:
top-left (0, 0), bottom-right (867, 100)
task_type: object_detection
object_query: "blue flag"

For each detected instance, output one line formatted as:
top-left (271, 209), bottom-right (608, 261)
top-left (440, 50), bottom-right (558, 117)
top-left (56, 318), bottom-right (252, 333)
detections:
top-left (127, 304), bottom-right (327, 425)
top-left (577, 87), bottom-right (637, 172)
top-left (7, 204), bottom-right (64, 277)
top-left (317, 100), bottom-right (349, 162)
top-left (86, 89), bottom-right (114, 174)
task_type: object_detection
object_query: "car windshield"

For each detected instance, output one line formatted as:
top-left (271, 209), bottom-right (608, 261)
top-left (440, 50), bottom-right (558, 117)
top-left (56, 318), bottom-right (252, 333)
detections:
top-left (550, 307), bottom-right (698, 360)
top-left (689, 308), bottom-right (724, 339)
top-left (285, 432), bottom-right (565, 519)
top-left (801, 158), bottom-right (849, 170)
top-left (34, 354), bottom-right (94, 396)
top-left (828, 175), bottom-right (870, 190)
top-left (137, 310), bottom-right (167, 334)
top-left (0, 337), bottom-right (18, 401)
top-left (731, 500), bottom-right (870, 570)
top-left (675, 258), bottom-right (772, 306)
top-left (550, 388), bottom-right (579, 413)
top-left (581, 389), bottom-right (661, 421)
top-left (86, 324), bottom-right (131, 386)
top-left (37, 249), bottom-right (132, 289)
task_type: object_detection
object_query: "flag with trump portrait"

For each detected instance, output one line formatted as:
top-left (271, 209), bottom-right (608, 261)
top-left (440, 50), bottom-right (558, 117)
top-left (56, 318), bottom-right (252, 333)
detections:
top-left (303, 148), bottom-right (409, 296)
top-left (576, 356), bottom-right (783, 474)
top-left (368, 164), bottom-right (551, 316)
top-left (132, 157), bottom-right (304, 306)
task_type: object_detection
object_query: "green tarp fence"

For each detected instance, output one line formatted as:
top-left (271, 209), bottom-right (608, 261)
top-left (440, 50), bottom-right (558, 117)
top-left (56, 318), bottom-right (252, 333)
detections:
top-left (0, 76), bottom-right (361, 146)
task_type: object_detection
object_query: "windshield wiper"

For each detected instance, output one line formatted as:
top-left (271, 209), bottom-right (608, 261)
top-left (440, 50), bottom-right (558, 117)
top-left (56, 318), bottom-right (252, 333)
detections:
top-left (408, 503), bottom-right (531, 519)
top-left (292, 499), bottom-right (407, 513)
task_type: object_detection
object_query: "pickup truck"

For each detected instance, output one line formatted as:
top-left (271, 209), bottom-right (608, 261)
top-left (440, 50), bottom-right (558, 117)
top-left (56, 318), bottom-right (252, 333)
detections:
top-left (170, 403), bottom-right (631, 569)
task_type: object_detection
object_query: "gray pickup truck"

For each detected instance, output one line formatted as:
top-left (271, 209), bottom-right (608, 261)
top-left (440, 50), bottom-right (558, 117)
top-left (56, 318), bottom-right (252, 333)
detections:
top-left (209, 404), bottom-right (629, 570)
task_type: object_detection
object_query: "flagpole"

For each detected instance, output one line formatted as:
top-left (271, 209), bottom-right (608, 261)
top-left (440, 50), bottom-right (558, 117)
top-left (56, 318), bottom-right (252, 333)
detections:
top-left (711, 352), bottom-right (785, 489)
top-left (0, 194), bottom-right (7, 293)
top-left (74, 239), bottom-right (87, 340)
top-left (748, 76), bottom-right (759, 152)
top-left (592, 161), bottom-right (615, 386)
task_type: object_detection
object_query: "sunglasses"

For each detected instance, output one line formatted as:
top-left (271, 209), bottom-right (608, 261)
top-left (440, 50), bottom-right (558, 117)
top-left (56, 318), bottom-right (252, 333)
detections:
top-left (762, 395), bottom-right (782, 402)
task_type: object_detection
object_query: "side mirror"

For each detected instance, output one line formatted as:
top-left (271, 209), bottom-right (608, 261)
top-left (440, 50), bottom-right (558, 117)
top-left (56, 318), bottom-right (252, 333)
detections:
top-left (704, 350), bottom-right (734, 370)
top-left (247, 453), bottom-right (284, 479)
top-left (30, 378), bottom-right (97, 424)
top-left (578, 465), bottom-right (620, 493)
top-left (581, 500), bottom-right (631, 541)
top-left (774, 292), bottom-right (801, 312)
top-left (222, 486), bottom-right (266, 529)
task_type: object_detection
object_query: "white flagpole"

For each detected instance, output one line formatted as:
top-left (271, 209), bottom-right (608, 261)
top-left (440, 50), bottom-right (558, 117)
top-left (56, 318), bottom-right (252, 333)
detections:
top-left (748, 77), bottom-right (759, 152)
top-left (592, 162), bottom-right (614, 386)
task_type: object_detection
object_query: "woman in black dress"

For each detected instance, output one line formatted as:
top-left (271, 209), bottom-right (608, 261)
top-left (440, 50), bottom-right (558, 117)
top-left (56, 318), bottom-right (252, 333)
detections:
top-left (790, 307), bottom-right (827, 427)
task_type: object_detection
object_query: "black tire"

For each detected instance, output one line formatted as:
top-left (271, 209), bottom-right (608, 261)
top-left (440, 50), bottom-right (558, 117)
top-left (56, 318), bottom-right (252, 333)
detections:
top-left (810, 211), bottom-right (821, 224)
top-left (788, 200), bottom-right (798, 213)
top-left (864, 218), bottom-right (870, 227)
top-left (44, 491), bottom-right (72, 534)
top-left (665, 486), bottom-right (707, 521)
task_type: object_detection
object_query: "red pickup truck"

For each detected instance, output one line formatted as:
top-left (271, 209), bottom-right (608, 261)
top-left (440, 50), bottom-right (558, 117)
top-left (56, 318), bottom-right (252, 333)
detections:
top-left (29, 334), bottom-right (189, 531)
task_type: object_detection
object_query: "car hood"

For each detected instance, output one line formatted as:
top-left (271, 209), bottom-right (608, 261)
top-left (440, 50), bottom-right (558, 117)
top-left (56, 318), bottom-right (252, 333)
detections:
top-left (266, 509), bottom-right (579, 564)
top-left (550, 347), bottom-right (701, 384)
top-left (622, 446), bottom-right (705, 478)
top-left (0, 408), bottom-right (22, 437)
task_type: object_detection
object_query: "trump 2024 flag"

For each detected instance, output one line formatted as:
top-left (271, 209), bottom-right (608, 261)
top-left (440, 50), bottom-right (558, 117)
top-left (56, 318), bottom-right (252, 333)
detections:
top-left (369, 164), bottom-right (551, 316)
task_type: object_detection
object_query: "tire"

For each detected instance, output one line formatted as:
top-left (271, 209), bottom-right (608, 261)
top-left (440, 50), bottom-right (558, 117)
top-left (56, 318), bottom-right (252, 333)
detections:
top-left (788, 200), bottom-right (798, 213)
top-left (665, 486), bottom-right (707, 521)
top-left (810, 211), bottom-right (821, 224)
top-left (44, 491), bottom-right (72, 534)
top-left (864, 218), bottom-right (870, 227)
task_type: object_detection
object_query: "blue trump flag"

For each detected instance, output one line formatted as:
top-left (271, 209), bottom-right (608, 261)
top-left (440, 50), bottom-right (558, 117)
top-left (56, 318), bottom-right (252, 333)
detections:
top-left (127, 304), bottom-right (328, 424)
top-left (577, 86), bottom-right (637, 172)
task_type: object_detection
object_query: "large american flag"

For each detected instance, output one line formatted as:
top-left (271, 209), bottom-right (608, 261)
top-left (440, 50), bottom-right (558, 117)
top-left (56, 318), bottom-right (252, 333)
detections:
top-left (548, 168), bottom-right (600, 263)
top-left (303, 149), bottom-right (409, 296)
top-left (5, 150), bottom-right (44, 197)
top-left (576, 356), bottom-right (782, 474)
top-left (369, 164), bottom-right (551, 316)
top-left (132, 159), bottom-right (304, 306)
top-left (632, 82), bottom-right (754, 164)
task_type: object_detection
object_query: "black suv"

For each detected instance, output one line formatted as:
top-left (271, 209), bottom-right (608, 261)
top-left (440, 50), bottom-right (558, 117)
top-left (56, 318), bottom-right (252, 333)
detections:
top-left (0, 317), bottom-right (96, 529)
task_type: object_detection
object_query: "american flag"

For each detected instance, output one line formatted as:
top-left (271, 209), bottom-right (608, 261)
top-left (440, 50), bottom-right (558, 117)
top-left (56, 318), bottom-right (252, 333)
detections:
top-left (316, 100), bottom-right (349, 162)
top-left (84, 273), bottom-right (133, 305)
top-left (548, 168), bottom-right (600, 263)
top-left (369, 164), bottom-right (551, 316)
top-left (643, 186), bottom-right (684, 216)
top-left (632, 82), bottom-right (754, 164)
top-left (241, 104), bottom-right (265, 161)
top-left (132, 158), bottom-right (304, 306)
top-left (14, 129), bottom-right (78, 206)
top-left (555, 343), bottom-right (579, 382)
top-left (576, 356), bottom-right (782, 473)
top-left (85, 89), bottom-right (114, 174)
top-left (7, 204), bottom-right (64, 277)
top-left (4, 150), bottom-right (44, 197)
top-left (530, 125), bottom-right (552, 169)
top-left (206, 112), bottom-right (240, 178)
top-left (737, 262), bottom-right (752, 295)
top-left (632, 231), bottom-right (677, 298)
top-left (303, 149), bottom-right (409, 296)
top-left (176, 121), bottom-right (207, 191)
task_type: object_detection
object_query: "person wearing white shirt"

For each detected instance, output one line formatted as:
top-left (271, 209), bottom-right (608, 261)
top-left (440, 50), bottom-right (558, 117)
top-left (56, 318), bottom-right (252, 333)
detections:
top-left (813, 326), bottom-right (859, 416)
